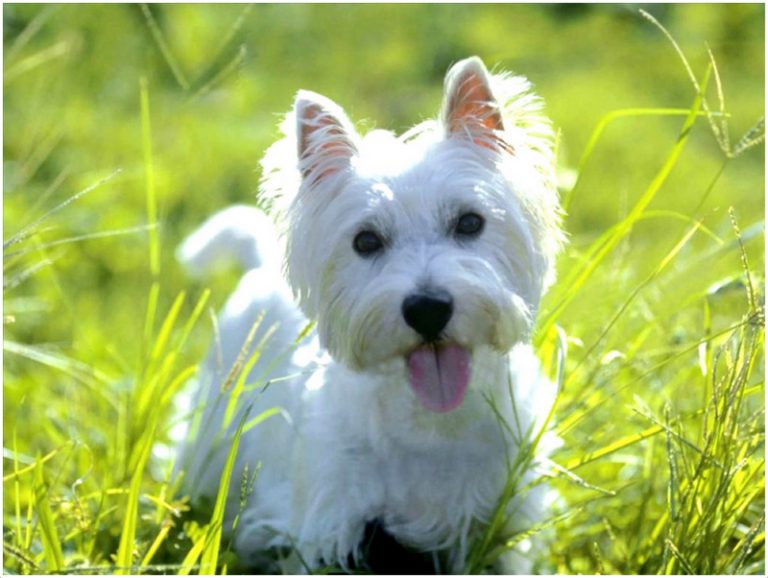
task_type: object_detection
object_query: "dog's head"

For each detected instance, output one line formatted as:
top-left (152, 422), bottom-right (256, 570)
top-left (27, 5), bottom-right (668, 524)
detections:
top-left (261, 57), bottom-right (563, 412)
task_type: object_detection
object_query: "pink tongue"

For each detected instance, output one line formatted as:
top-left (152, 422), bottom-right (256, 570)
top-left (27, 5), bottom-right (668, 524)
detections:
top-left (406, 344), bottom-right (471, 413)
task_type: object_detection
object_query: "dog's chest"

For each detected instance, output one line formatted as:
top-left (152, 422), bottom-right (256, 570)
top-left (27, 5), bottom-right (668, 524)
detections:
top-left (376, 434), bottom-right (506, 524)
top-left (299, 360), bottom-right (513, 545)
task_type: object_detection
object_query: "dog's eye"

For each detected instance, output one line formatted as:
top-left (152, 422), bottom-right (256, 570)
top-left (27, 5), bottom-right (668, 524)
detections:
top-left (455, 212), bottom-right (484, 237)
top-left (353, 230), bottom-right (384, 256)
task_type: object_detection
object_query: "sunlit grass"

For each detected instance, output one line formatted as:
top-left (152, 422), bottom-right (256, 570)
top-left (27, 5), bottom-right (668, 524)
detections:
top-left (3, 4), bottom-right (764, 575)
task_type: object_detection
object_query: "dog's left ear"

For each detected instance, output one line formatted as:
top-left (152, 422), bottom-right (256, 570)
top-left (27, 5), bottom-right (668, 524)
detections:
top-left (295, 90), bottom-right (358, 185)
top-left (441, 57), bottom-right (506, 149)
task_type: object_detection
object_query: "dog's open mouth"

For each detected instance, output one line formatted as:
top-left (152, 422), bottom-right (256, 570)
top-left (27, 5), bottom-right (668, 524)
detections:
top-left (406, 343), bottom-right (471, 413)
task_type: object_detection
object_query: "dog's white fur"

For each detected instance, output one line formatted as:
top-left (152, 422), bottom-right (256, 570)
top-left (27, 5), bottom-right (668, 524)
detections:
top-left (176, 57), bottom-right (563, 573)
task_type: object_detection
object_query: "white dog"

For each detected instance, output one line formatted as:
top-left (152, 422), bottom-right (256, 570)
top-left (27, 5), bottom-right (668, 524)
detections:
top-left (176, 56), bottom-right (563, 574)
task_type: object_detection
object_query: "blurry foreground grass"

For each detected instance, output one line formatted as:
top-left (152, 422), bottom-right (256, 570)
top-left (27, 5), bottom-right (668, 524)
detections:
top-left (3, 4), bottom-right (765, 574)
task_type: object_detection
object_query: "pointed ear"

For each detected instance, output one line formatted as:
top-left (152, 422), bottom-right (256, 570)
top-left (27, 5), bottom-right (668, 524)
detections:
top-left (295, 90), bottom-right (358, 184)
top-left (441, 57), bottom-right (506, 148)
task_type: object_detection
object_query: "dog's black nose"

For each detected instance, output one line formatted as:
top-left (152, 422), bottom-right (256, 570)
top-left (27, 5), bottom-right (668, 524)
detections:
top-left (402, 291), bottom-right (453, 342)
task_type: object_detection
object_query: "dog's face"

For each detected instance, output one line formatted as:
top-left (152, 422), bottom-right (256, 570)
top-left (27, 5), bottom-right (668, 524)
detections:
top-left (261, 57), bottom-right (562, 412)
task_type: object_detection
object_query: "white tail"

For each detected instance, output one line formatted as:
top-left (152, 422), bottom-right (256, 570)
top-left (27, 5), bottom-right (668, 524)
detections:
top-left (176, 205), bottom-right (282, 276)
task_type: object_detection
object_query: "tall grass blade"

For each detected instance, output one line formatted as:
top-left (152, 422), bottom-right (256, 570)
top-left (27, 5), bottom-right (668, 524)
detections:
top-left (242, 406), bottom-right (284, 433)
top-left (3, 340), bottom-right (109, 386)
top-left (728, 208), bottom-right (759, 317)
top-left (201, 4), bottom-right (254, 77)
top-left (140, 76), bottom-right (160, 278)
top-left (160, 364), bottom-right (199, 408)
top-left (566, 220), bottom-right (703, 383)
top-left (564, 423), bottom-right (665, 471)
top-left (4, 40), bottom-right (72, 84)
top-left (3, 543), bottom-right (41, 573)
top-left (664, 405), bottom-right (679, 521)
top-left (12, 432), bottom-right (24, 553)
top-left (193, 44), bottom-right (247, 100)
top-left (178, 525), bottom-right (205, 576)
top-left (198, 406), bottom-right (253, 574)
top-left (5, 4), bottom-right (56, 62)
top-left (142, 281), bottom-right (161, 367)
top-left (665, 538), bottom-right (695, 574)
top-left (706, 44), bottom-right (730, 152)
top-left (115, 420), bottom-right (157, 574)
top-left (149, 291), bottom-right (187, 363)
top-left (223, 321), bottom-right (279, 428)
top-left (4, 169), bottom-right (122, 251)
top-left (3, 258), bottom-right (53, 291)
top-left (564, 108), bottom-right (717, 210)
top-left (175, 289), bottom-right (212, 354)
top-left (33, 457), bottom-right (65, 571)
top-left (538, 68), bottom-right (710, 341)
top-left (139, 4), bottom-right (190, 90)
top-left (221, 313), bottom-right (264, 393)
top-left (727, 513), bottom-right (765, 573)
top-left (732, 117), bottom-right (765, 157)
top-left (24, 166), bottom-right (71, 221)
top-left (141, 523), bottom-right (172, 567)
top-left (3, 224), bottom-right (157, 259)
top-left (639, 10), bottom-right (702, 96)
top-left (3, 442), bottom-right (72, 483)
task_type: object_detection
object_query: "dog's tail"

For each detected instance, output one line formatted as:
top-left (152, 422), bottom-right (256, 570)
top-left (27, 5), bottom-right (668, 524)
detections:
top-left (176, 205), bottom-right (282, 277)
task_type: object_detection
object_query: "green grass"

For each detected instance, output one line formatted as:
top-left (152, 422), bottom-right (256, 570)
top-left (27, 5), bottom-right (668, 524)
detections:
top-left (3, 4), bottom-right (764, 575)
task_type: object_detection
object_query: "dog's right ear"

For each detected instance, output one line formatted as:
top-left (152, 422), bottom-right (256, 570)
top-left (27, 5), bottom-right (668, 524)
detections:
top-left (295, 90), bottom-right (358, 185)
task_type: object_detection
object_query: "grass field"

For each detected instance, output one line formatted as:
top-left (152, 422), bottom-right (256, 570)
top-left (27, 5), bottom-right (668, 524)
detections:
top-left (3, 4), bottom-right (765, 574)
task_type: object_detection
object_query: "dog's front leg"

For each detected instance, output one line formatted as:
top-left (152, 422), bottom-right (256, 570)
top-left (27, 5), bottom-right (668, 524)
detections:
top-left (289, 428), bottom-right (386, 571)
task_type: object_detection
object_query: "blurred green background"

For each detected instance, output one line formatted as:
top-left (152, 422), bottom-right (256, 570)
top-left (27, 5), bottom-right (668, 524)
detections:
top-left (4, 3), bottom-right (764, 364)
top-left (3, 3), bottom-right (765, 574)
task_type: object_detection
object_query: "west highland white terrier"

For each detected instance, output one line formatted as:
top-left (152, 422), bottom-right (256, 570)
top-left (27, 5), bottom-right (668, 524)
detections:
top-left (176, 56), bottom-right (564, 574)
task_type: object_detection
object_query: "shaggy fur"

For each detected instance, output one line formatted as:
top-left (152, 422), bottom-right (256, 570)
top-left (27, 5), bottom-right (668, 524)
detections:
top-left (176, 56), bottom-right (563, 573)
